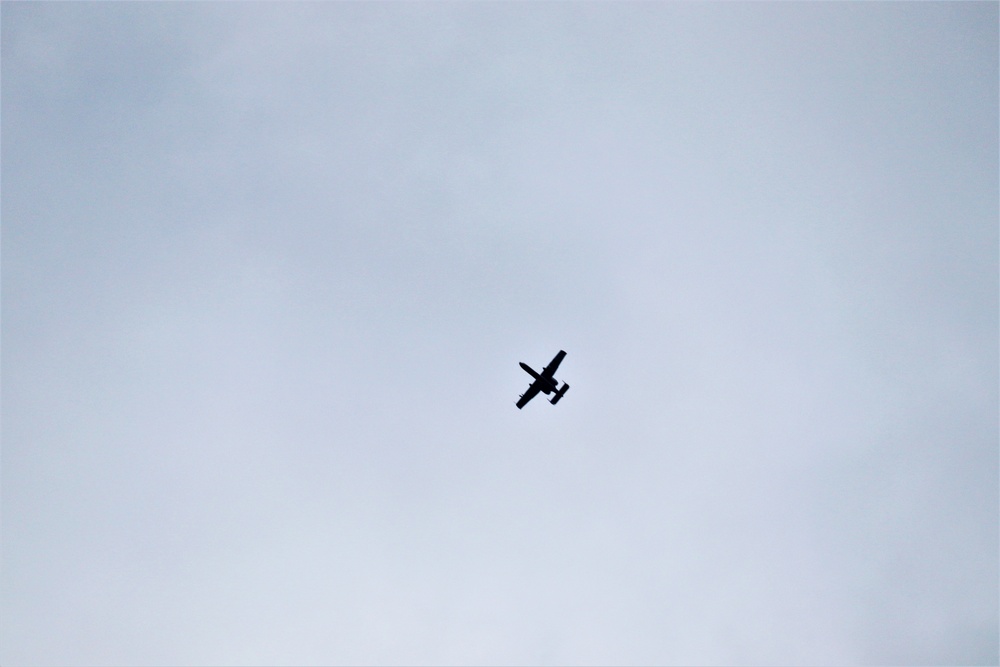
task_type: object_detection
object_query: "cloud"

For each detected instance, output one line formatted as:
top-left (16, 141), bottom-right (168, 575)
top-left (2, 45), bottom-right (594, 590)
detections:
top-left (3, 3), bottom-right (996, 665)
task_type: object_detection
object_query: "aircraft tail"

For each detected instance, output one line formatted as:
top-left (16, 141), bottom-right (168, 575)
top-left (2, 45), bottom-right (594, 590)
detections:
top-left (549, 382), bottom-right (570, 405)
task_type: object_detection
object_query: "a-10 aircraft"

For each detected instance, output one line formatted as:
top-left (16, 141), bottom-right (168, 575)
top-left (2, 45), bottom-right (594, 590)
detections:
top-left (516, 350), bottom-right (570, 409)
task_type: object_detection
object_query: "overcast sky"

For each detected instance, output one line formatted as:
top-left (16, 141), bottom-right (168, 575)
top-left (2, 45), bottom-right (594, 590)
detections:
top-left (2, 3), bottom-right (997, 666)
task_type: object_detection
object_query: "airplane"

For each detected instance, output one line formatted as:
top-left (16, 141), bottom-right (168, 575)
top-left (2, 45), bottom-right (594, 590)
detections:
top-left (516, 350), bottom-right (570, 409)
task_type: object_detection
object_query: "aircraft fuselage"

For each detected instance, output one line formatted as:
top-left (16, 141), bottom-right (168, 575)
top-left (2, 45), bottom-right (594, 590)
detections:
top-left (519, 362), bottom-right (558, 393)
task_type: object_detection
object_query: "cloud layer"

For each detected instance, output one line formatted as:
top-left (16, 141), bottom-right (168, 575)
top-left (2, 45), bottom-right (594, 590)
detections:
top-left (3, 4), bottom-right (997, 665)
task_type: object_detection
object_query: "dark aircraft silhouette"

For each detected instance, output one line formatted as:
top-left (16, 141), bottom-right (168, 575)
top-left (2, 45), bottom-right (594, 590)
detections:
top-left (516, 350), bottom-right (570, 409)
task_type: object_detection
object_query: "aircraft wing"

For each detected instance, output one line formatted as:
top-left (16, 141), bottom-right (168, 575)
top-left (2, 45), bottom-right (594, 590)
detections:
top-left (541, 350), bottom-right (566, 378)
top-left (516, 382), bottom-right (542, 409)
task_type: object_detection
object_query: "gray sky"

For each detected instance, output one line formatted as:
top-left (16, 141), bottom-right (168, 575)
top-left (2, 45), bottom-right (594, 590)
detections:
top-left (2, 3), bottom-right (997, 665)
